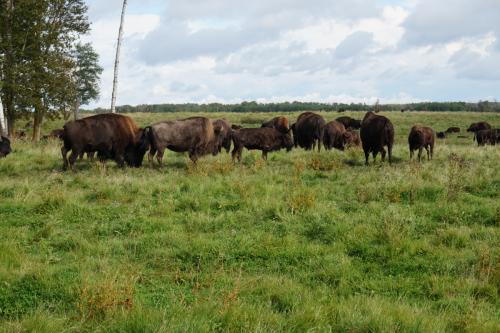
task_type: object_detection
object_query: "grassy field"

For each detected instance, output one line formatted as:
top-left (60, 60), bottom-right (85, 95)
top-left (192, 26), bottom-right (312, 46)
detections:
top-left (0, 111), bottom-right (499, 332)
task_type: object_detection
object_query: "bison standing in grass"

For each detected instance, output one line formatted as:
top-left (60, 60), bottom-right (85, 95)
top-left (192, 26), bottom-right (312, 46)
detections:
top-left (475, 129), bottom-right (498, 146)
top-left (323, 121), bottom-right (348, 151)
top-left (261, 116), bottom-right (289, 134)
top-left (467, 122), bottom-right (491, 142)
top-left (445, 127), bottom-right (460, 133)
top-left (437, 131), bottom-right (446, 139)
top-left (147, 117), bottom-right (223, 166)
top-left (61, 113), bottom-right (149, 170)
top-left (408, 125), bottom-right (435, 161)
top-left (231, 127), bottom-right (293, 162)
top-left (0, 136), bottom-right (12, 158)
top-left (360, 111), bottom-right (394, 165)
top-left (290, 112), bottom-right (326, 152)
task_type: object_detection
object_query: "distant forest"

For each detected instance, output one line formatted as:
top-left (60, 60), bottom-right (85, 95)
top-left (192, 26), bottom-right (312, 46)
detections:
top-left (88, 100), bottom-right (500, 113)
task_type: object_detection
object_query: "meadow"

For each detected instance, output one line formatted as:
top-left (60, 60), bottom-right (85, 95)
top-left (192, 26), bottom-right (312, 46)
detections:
top-left (0, 111), bottom-right (499, 332)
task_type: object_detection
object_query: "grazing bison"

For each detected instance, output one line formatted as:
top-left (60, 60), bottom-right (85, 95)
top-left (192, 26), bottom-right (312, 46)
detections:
top-left (231, 127), bottom-right (293, 162)
top-left (261, 116), bottom-right (289, 134)
top-left (445, 127), bottom-right (460, 133)
top-left (147, 117), bottom-right (223, 166)
top-left (213, 119), bottom-right (232, 153)
top-left (344, 130), bottom-right (361, 148)
top-left (0, 136), bottom-right (12, 158)
top-left (49, 128), bottom-right (64, 139)
top-left (323, 121), bottom-right (348, 151)
top-left (360, 111), bottom-right (394, 165)
top-left (493, 129), bottom-right (500, 144)
top-left (467, 122), bottom-right (491, 141)
top-left (437, 131), bottom-right (446, 139)
top-left (335, 116), bottom-right (362, 130)
top-left (290, 112), bottom-right (326, 151)
top-left (61, 113), bottom-right (149, 170)
top-left (408, 125), bottom-right (435, 161)
top-left (475, 129), bottom-right (497, 146)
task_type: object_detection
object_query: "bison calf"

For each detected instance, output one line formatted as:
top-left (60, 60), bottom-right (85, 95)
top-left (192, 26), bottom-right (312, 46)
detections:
top-left (344, 130), bottom-right (361, 148)
top-left (231, 127), bottom-right (293, 162)
top-left (323, 121), bottom-right (348, 151)
top-left (408, 125), bottom-right (435, 161)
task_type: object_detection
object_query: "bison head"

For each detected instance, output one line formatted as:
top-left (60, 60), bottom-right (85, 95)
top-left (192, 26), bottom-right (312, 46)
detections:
top-left (211, 124), bottom-right (225, 156)
top-left (290, 123), bottom-right (298, 148)
top-left (467, 124), bottom-right (478, 132)
top-left (0, 136), bottom-right (12, 158)
top-left (282, 131), bottom-right (294, 152)
top-left (125, 127), bottom-right (151, 167)
top-left (351, 119), bottom-right (362, 129)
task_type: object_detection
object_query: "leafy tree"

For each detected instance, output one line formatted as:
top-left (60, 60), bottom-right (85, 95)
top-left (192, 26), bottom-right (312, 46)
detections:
top-left (72, 42), bottom-right (102, 120)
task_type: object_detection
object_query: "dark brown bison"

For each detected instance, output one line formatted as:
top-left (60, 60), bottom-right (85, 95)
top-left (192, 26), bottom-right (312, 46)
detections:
top-left (467, 122), bottom-right (491, 142)
top-left (475, 129), bottom-right (497, 146)
top-left (437, 131), bottom-right (446, 139)
top-left (323, 121), bottom-right (348, 151)
top-left (0, 136), bottom-right (12, 158)
top-left (61, 113), bottom-right (149, 170)
top-left (408, 125), bottom-right (435, 161)
top-left (231, 127), bottom-right (293, 162)
top-left (335, 116), bottom-right (362, 129)
top-left (344, 130), bottom-right (361, 148)
top-left (147, 117), bottom-right (223, 166)
top-left (360, 111), bottom-right (394, 165)
top-left (231, 124), bottom-right (243, 130)
top-left (290, 112), bottom-right (326, 152)
top-left (493, 129), bottom-right (500, 144)
top-left (445, 127), bottom-right (460, 133)
top-left (261, 116), bottom-right (289, 134)
top-left (213, 119), bottom-right (232, 153)
top-left (49, 129), bottom-right (64, 139)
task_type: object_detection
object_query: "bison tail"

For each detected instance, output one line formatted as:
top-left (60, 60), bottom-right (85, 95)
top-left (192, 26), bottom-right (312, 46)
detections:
top-left (144, 126), bottom-right (155, 151)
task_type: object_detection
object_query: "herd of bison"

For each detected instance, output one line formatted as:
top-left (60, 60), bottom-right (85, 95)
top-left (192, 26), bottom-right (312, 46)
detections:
top-left (0, 111), bottom-right (499, 169)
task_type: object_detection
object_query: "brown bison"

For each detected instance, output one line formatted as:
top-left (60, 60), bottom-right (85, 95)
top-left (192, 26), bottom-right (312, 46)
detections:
top-left (231, 127), bottom-right (293, 162)
top-left (344, 130), bottom-right (361, 148)
top-left (360, 111), bottom-right (394, 165)
top-left (261, 116), bottom-right (289, 134)
top-left (408, 125), bottom-right (435, 161)
top-left (335, 116), bottom-right (362, 129)
top-left (290, 112), bottom-right (326, 151)
top-left (437, 131), bottom-right (446, 139)
top-left (445, 127), bottom-right (460, 133)
top-left (323, 121), bottom-right (348, 151)
top-left (213, 119), bottom-right (232, 153)
top-left (147, 117), bottom-right (223, 166)
top-left (49, 128), bottom-right (64, 139)
top-left (467, 122), bottom-right (491, 141)
top-left (0, 136), bottom-right (12, 158)
top-left (61, 113), bottom-right (149, 170)
top-left (475, 129), bottom-right (498, 146)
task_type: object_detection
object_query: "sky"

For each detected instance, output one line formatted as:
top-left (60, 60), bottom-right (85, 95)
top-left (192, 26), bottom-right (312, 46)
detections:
top-left (83, 0), bottom-right (500, 108)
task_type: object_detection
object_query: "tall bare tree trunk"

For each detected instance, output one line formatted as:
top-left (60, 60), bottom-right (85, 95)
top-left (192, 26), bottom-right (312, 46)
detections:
top-left (0, 98), bottom-right (6, 136)
top-left (110, 0), bottom-right (127, 113)
top-left (2, 0), bottom-right (16, 136)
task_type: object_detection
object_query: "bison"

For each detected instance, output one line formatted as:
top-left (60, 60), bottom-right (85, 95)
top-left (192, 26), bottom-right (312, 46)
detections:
top-left (408, 125), bottom-right (435, 161)
top-left (213, 119), bottom-right (232, 153)
top-left (467, 122), bottom-right (491, 142)
top-left (0, 136), bottom-right (12, 158)
top-left (437, 131), bottom-right (446, 139)
top-left (360, 111), bottom-right (395, 165)
top-left (231, 127), bottom-right (293, 162)
top-left (445, 127), bottom-right (460, 133)
top-left (475, 129), bottom-right (497, 146)
top-left (344, 130), bottom-right (361, 148)
top-left (147, 117), bottom-right (223, 166)
top-left (323, 121), bottom-right (348, 151)
top-left (261, 116), bottom-right (289, 134)
top-left (290, 112), bottom-right (326, 152)
top-left (61, 113), bottom-right (149, 170)
top-left (335, 116), bottom-right (362, 130)
top-left (231, 124), bottom-right (243, 130)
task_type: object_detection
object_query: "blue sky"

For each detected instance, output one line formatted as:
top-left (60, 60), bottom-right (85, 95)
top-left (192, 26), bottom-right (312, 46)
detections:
top-left (83, 0), bottom-right (500, 108)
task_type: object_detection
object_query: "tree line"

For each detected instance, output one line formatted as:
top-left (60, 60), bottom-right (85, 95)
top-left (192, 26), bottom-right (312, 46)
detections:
top-left (88, 100), bottom-right (500, 114)
top-left (0, 0), bottom-right (102, 140)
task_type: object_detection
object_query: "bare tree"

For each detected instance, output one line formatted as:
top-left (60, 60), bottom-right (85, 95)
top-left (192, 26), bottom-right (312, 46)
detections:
top-left (0, 98), bottom-right (5, 136)
top-left (110, 0), bottom-right (127, 113)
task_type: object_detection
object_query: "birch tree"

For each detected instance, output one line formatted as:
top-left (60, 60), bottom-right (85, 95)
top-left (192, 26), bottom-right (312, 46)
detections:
top-left (110, 0), bottom-right (127, 113)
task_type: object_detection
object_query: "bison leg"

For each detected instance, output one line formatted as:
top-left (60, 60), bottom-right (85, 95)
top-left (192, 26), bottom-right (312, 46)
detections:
top-left (410, 148), bottom-right (414, 160)
top-left (430, 144), bottom-right (434, 160)
top-left (387, 144), bottom-right (393, 164)
top-left (68, 150), bottom-right (79, 171)
top-left (364, 149), bottom-right (370, 166)
top-left (189, 151), bottom-right (198, 164)
top-left (262, 151), bottom-right (268, 161)
top-left (418, 147), bottom-right (423, 162)
top-left (61, 146), bottom-right (69, 170)
top-left (148, 147), bottom-right (157, 166)
top-left (88, 152), bottom-right (95, 162)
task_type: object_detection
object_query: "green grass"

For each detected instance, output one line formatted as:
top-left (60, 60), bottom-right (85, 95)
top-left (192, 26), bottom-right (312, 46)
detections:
top-left (0, 111), bottom-right (499, 332)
